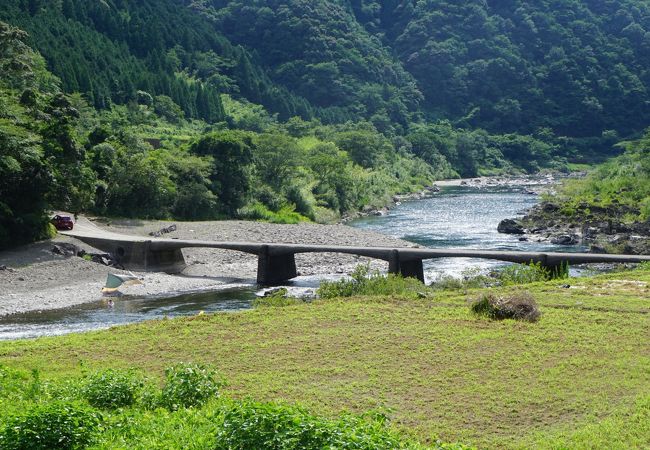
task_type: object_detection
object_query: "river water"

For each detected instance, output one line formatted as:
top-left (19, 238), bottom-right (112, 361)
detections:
top-left (0, 184), bottom-right (581, 340)
top-left (350, 184), bottom-right (582, 281)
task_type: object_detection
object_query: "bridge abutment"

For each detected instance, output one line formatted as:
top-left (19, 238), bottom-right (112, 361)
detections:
top-left (257, 245), bottom-right (298, 285)
top-left (115, 241), bottom-right (186, 273)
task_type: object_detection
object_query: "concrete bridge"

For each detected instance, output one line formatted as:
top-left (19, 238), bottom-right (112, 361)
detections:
top-left (63, 224), bottom-right (650, 284)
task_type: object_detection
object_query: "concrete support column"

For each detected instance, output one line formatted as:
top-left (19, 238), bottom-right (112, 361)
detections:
top-left (257, 245), bottom-right (298, 285)
top-left (387, 249), bottom-right (425, 282)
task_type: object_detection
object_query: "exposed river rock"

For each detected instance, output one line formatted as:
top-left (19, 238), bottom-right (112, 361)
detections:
top-left (498, 200), bottom-right (650, 255)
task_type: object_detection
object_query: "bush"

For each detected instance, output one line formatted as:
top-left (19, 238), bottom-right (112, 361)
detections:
top-left (253, 288), bottom-right (303, 308)
top-left (159, 363), bottom-right (223, 411)
top-left (238, 201), bottom-right (309, 224)
top-left (498, 262), bottom-right (551, 285)
top-left (470, 292), bottom-right (541, 322)
top-left (431, 262), bottom-right (568, 292)
top-left (0, 401), bottom-right (101, 450)
top-left (214, 401), bottom-right (409, 450)
top-left (82, 369), bottom-right (143, 409)
top-left (317, 264), bottom-right (428, 299)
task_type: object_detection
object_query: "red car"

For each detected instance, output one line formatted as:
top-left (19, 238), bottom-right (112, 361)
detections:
top-left (51, 215), bottom-right (74, 230)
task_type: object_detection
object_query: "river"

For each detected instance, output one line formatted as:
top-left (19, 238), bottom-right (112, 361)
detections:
top-left (0, 183), bottom-right (581, 339)
top-left (350, 184), bottom-right (582, 281)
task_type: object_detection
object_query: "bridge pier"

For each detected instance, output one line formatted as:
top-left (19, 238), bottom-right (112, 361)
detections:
top-left (257, 245), bottom-right (298, 285)
top-left (388, 250), bottom-right (425, 282)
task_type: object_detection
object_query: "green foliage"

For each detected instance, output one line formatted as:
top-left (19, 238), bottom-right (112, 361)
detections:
top-left (82, 369), bottom-right (144, 410)
top-left (214, 401), bottom-right (415, 450)
top-left (0, 364), bottom-right (466, 449)
top-left (432, 262), bottom-right (567, 291)
top-left (0, 21), bottom-right (93, 249)
top-left (470, 292), bottom-right (541, 322)
top-left (190, 130), bottom-right (254, 216)
top-left (554, 128), bottom-right (650, 223)
top-left (159, 363), bottom-right (224, 411)
top-left (317, 264), bottom-right (428, 299)
top-left (253, 289), bottom-right (304, 308)
top-left (0, 401), bottom-right (101, 450)
top-left (238, 202), bottom-right (308, 224)
top-left (498, 262), bottom-right (552, 286)
top-left (334, 128), bottom-right (391, 169)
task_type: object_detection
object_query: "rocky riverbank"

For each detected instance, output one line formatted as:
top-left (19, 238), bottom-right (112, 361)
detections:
top-left (498, 200), bottom-right (650, 255)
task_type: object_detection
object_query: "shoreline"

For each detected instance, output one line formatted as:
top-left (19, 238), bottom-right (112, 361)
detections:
top-left (0, 219), bottom-right (415, 317)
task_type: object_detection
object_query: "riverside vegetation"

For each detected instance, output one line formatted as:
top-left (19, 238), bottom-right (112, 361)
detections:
top-left (0, 263), bottom-right (649, 449)
top-left (3, 0), bottom-right (650, 249)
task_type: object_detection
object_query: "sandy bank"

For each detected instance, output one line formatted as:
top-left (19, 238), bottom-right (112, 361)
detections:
top-left (0, 219), bottom-right (414, 316)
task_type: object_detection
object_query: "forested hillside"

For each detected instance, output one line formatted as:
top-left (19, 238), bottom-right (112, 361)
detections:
top-left (355, 1), bottom-right (650, 143)
top-left (194, 0), bottom-right (650, 152)
top-left (3, 0), bottom-right (649, 148)
top-left (1, 0), bottom-right (649, 248)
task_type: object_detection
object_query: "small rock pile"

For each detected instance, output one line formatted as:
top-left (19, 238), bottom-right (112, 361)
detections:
top-left (51, 243), bottom-right (124, 268)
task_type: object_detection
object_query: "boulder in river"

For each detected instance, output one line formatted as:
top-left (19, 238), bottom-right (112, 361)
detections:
top-left (541, 202), bottom-right (560, 213)
top-left (550, 234), bottom-right (579, 245)
top-left (497, 219), bottom-right (525, 234)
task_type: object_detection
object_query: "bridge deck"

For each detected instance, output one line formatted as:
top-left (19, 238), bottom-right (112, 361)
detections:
top-left (62, 225), bottom-right (650, 284)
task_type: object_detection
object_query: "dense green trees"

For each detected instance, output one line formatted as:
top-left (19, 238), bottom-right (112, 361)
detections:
top-left (372, 0), bottom-right (650, 149)
top-left (2, 0), bottom-right (648, 151)
top-left (0, 21), bottom-right (90, 247)
top-left (2, 1), bottom-right (649, 142)
top-left (190, 131), bottom-right (254, 216)
top-left (2, 0), bottom-right (650, 248)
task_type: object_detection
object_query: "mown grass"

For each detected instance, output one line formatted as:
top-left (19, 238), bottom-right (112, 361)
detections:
top-left (0, 269), bottom-right (649, 448)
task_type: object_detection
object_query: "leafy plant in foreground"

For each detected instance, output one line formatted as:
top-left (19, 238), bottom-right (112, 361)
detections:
top-left (498, 262), bottom-right (552, 285)
top-left (159, 363), bottom-right (224, 411)
top-left (317, 264), bottom-right (428, 299)
top-left (214, 400), bottom-right (413, 450)
top-left (0, 401), bottom-right (101, 450)
top-left (82, 368), bottom-right (144, 409)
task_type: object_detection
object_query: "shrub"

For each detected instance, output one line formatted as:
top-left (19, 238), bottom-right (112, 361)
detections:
top-left (82, 369), bottom-right (143, 409)
top-left (0, 366), bottom-right (29, 400)
top-left (0, 401), bottom-right (101, 450)
top-left (253, 288), bottom-right (304, 308)
top-left (470, 292), bottom-right (541, 322)
top-left (432, 262), bottom-right (568, 292)
top-left (638, 261), bottom-right (650, 271)
top-left (159, 363), bottom-right (223, 411)
top-left (238, 201), bottom-right (309, 224)
top-left (214, 401), bottom-right (409, 450)
top-left (498, 262), bottom-right (551, 285)
top-left (317, 264), bottom-right (428, 299)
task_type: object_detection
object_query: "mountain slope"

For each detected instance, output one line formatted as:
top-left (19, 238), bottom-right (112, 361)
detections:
top-left (354, 0), bottom-right (650, 145)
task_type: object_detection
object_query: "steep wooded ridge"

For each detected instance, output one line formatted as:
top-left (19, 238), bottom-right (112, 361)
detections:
top-left (2, 0), bottom-right (649, 146)
top-left (1, 0), bottom-right (650, 248)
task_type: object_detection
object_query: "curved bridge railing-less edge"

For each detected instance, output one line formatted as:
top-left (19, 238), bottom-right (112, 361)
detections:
top-left (65, 233), bottom-right (650, 285)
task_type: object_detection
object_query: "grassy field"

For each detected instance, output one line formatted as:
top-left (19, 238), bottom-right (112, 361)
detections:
top-left (0, 269), bottom-right (649, 448)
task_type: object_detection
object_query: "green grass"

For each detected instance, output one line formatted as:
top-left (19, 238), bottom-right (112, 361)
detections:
top-left (0, 270), bottom-right (649, 448)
